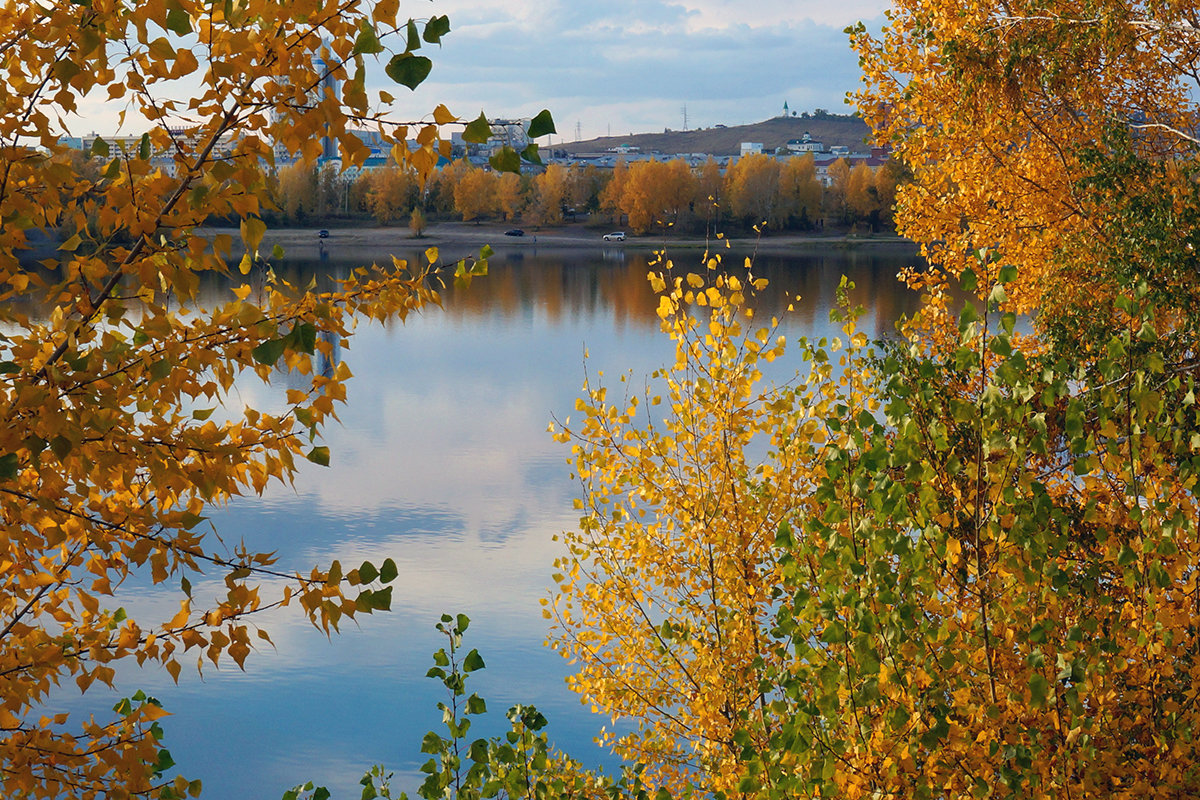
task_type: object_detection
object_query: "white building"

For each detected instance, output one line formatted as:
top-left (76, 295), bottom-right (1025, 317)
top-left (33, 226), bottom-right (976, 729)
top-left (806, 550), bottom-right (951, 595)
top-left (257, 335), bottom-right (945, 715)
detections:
top-left (787, 132), bottom-right (825, 153)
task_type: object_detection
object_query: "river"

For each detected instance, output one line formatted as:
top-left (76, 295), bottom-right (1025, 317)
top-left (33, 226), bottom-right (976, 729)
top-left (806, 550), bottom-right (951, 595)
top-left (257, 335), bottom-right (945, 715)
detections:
top-left (56, 243), bottom-right (923, 799)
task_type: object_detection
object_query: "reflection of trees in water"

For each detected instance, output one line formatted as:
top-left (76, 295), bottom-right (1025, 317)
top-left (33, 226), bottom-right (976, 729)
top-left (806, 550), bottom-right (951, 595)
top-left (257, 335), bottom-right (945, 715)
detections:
top-left (432, 249), bottom-right (925, 340)
top-left (10, 250), bottom-right (925, 343)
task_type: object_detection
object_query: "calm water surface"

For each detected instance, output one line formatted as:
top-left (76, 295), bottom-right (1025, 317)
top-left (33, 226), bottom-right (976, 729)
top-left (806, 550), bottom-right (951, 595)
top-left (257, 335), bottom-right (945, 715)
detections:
top-left (58, 245), bottom-right (922, 799)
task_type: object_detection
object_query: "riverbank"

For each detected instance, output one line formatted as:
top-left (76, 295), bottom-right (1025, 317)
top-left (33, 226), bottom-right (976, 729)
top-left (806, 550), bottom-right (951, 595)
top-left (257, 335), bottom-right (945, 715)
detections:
top-left (204, 220), bottom-right (920, 264)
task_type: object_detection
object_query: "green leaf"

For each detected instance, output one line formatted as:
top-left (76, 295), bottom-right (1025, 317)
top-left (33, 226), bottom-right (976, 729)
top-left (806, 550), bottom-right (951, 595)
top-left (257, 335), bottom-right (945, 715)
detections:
top-left (1029, 673), bottom-right (1049, 706)
top-left (154, 748), bottom-right (176, 776)
top-left (462, 112), bottom-right (491, 144)
top-left (988, 335), bottom-right (1012, 357)
top-left (306, 446), bottom-right (330, 466)
top-left (285, 322), bottom-right (317, 355)
top-left (368, 586), bottom-right (392, 610)
top-left (527, 109), bottom-right (556, 139)
top-left (998, 264), bottom-right (1019, 284)
top-left (352, 21), bottom-right (384, 55)
top-left (138, 132), bottom-right (151, 161)
top-left (313, 788), bottom-right (331, 800)
top-left (821, 620), bottom-right (847, 644)
top-left (102, 158), bottom-right (120, 179)
top-left (58, 233), bottom-right (82, 252)
top-left (462, 649), bottom-right (485, 672)
top-left (271, 244), bottom-right (285, 260)
top-left (358, 561), bottom-right (379, 584)
top-left (423, 15), bottom-right (451, 44)
top-left (251, 338), bottom-right (285, 365)
top-left (165, 6), bottom-right (191, 35)
top-left (0, 452), bottom-right (18, 480)
top-left (385, 53), bottom-right (432, 90)
top-left (54, 58), bottom-right (81, 83)
top-left (0, 361), bottom-right (19, 374)
top-left (520, 143), bottom-right (542, 165)
top-left (150, 358), bottom-right (172, 381)
top-left (379, 558), bottom-right (398, 583)
top-left (50, 435), bottom-right (72, 459)
top-left (91, 137), bottom-right (109, 157)
top-left (488, 146), bottom-right (520, 174)
top-left (404, 20), bottom-right (421, 52)
top-left (959, 267), bottom-right (978, 292)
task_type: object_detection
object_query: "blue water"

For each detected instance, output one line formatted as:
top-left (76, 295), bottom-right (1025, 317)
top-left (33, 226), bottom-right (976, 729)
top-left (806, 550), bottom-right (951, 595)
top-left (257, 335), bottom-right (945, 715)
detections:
top-left (54, 245), bottom-right (922, 799)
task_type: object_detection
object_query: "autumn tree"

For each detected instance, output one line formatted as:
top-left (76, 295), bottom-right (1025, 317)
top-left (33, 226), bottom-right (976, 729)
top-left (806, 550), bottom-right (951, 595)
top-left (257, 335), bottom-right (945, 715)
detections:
top-left (568, 164), bottom-right (604, 215)
top-left (774, 154), bottom-right (822, 230)
top-left (599, 159), bottom-right (629, 226)
top-left (453, 165), bottom-right (498, 224)
top-left (0, 1), bottom-right (495, 797)
top-left (823, 157), bottom-right (851, 225)
top-left (364, 163), bottom-right (420, 225)
top-left (844, 161), bottom-right (879, 228)
top-left (549, 267), bottom-right (878, 794)
top-left (724, 153), bottom-right (780, 230)
top-left (850, 0), bottom-right (1200, 321)
top-left (495, 172), bottom-right (527, 222)
top-left (408, 206), bottom-right (427, 238)
top-left (695, 157), bottom-right (724, 231)
top-left (552, 248), bottom-right (1200, 800)
top-left (426, 158), bottom-right (473, 217)
top-left (275, 161), bottom-right (318, 224)
top-left (616, 160), bottom-right (695, 234)
top-left (530, 163), bottom-right (570, 227)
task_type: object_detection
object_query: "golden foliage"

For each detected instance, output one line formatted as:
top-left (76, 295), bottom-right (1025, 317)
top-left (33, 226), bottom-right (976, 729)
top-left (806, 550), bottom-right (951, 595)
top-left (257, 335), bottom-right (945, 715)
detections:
top-left (548, 262), bottom-right (878, 794)
top-left (851, 0), bottom-right (1200, 316)
top-left (0, 0), bottom-right (470, 795)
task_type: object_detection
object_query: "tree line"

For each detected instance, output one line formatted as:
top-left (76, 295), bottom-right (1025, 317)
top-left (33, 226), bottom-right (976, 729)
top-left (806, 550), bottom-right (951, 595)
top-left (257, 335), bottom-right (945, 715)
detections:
top-left (268, 152), bottom-right (907, 235)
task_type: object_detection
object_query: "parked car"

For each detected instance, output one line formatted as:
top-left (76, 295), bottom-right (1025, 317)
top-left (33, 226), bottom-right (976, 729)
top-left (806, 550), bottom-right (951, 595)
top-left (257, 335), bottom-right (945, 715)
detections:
top-left (603, 231), bottom-right (626, 242)
top-left (317, 229), bottom-right (329, 238)
top-left (505, 229), bottom-right (525, 237)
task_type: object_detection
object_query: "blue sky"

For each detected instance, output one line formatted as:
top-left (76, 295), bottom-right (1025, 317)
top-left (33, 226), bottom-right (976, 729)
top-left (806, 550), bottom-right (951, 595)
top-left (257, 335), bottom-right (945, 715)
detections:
top-left (399, 0), bottom-right (892, 140)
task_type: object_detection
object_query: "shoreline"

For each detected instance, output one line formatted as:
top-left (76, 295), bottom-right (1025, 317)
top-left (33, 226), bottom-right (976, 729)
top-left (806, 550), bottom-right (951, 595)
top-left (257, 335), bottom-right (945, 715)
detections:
top-left (203, 220), bottom-right (921, 262)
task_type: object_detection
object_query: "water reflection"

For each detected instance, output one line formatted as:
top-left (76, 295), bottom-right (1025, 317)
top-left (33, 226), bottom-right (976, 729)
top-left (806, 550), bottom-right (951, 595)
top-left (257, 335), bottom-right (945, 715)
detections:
top-left (43, 247), bottom-right (922, 800)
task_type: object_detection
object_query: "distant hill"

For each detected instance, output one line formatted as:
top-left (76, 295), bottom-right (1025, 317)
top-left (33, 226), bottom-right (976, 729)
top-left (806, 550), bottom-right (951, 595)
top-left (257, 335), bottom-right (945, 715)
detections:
top-left (557, 114), bottom-right (876, 157)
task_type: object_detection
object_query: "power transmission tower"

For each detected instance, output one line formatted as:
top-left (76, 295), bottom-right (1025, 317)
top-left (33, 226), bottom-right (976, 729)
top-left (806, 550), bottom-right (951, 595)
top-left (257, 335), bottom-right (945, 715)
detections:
top-left (681, 104), bottom-right (688, 131)
top-left (576, 120), bottom-right (582, 142)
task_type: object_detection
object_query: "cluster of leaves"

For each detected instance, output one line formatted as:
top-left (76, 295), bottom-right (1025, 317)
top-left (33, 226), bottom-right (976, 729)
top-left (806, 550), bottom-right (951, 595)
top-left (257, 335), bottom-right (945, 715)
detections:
top-left (742, 260), bottom-right (1200, 799)
top-left (849, 0), bottom-right (1200, 319)
top-left (551, 245), bottom-right (1200, 799)
top-left (547, 254), bottom-right (881, 794)
top-left (290, 615), bottom-right (665, 800)
top-left (0, 0), bottom-right (509, 796)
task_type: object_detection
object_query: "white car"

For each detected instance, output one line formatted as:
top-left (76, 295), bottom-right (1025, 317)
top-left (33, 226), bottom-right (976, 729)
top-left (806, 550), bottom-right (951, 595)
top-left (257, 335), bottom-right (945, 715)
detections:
top-left (603, 231), bottom-right (626, 242)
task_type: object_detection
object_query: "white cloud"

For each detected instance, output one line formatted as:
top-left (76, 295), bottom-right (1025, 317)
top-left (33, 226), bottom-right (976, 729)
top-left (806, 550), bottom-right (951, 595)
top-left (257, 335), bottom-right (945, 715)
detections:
top-left (73, 0), bottom-right (888, 146)
top-left (669, 0), bottom-right (890, 29)
top-left (389, 0), bottom-right (878, 140)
